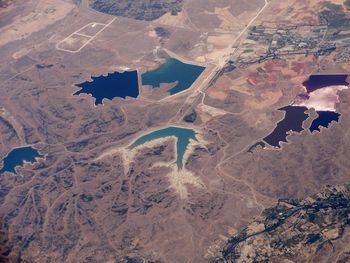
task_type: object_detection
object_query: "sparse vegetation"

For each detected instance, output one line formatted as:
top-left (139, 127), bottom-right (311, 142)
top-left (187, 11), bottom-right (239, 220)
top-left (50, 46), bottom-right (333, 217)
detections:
top-left (345, 0), bottom-right (350, 9)
top-left (217, 184), bottom-right (350, 262)
top-left (0, 0), bottom-right (12, 8)
top-left (89, 0), bottom-right (183, 21)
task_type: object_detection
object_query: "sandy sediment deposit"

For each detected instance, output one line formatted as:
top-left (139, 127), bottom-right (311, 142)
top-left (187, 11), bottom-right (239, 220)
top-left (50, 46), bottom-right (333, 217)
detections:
top-left (294, 85), bottom-right (348, 111)
top-left (96, 130), bottom-right (207, 198)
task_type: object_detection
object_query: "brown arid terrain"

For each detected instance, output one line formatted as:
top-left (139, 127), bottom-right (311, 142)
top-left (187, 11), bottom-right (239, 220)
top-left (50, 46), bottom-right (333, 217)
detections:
top-left (1, 0), bottom-right (350, 262)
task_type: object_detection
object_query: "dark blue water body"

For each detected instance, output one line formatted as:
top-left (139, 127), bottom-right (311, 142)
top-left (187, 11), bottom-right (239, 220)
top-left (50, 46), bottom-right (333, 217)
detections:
top-left (309, 111), bottom-right (341, 132)
top-left (129, 126), bottom-right (197, 169)
top-left (74, 71), bottom-right (139, 105)
top-left (303, 74), bottom-right (348, 93)
top-left (141, 58), bottom-right (205, 95)
top-left (263, 106), bottom-right (309, 148)
top-left (0, 146), bottom-right (42, 174)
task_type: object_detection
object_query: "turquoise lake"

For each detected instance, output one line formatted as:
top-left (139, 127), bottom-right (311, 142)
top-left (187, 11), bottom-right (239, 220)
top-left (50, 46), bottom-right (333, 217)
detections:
top-left (0, 146), bottom-right (42, 174)
top-left (141, 58), bottom-right (205, 95)
top-left (129, 126), bottom-right (197, 169)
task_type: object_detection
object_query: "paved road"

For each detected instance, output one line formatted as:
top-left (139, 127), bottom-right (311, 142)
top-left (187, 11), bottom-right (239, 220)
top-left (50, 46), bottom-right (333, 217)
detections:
top-left (171, 0), bottom-right (269, 122)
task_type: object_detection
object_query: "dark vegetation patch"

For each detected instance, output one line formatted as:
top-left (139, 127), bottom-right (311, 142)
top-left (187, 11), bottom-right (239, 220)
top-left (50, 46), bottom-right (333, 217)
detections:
top-left (155, 27), bottom-right (171, 38)
top-left (89, 0), bottom-right (184, 21)
top-left (0, 0), bottom-right (12, 8)
top-left (183, 110), bottom-right (197, 123)
top-left (247, 141), bottom-right (265, 153)
top-left (345, 0), bottom-right (350, 9)
top-left (36, 64), bottom-right (54, 69)
top-left (320, 2), bottom-right (350, 28)
top-left (214, 184), bottom-right (350, 262)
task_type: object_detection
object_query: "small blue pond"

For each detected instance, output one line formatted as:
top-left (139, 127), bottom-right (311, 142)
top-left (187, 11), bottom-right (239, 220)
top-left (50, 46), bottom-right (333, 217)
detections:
top-left (310, 111), bottom-right (341, 132)
top-left (0, 146), bottom-right (42, 174)
top-left (141, 58), bottom-right (205, 95)
top-left (129, 126), bottom-right (197, 169)
top-left (74, 70), bottom-right (139, 105)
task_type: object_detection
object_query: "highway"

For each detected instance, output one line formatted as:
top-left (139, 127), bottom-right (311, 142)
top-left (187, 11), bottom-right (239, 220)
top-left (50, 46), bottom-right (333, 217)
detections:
top-left (170, 0), bottom-right (269, 122)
